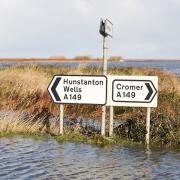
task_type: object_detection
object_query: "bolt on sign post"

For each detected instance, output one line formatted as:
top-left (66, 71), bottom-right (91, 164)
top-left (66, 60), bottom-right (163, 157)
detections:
top-left (48, 75), bottom-right (107, 134)
top-left (99, 19), bottom-right (113, 136)
top-left (107, 75), bottom-right (158, 144)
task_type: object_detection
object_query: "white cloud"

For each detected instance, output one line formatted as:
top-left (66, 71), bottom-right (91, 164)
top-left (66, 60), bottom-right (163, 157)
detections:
top-left (0, 0), bottom-right (180, 58)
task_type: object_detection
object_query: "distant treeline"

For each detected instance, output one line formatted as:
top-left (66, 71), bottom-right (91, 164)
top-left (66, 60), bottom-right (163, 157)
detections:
top-left (0, 56), bottom-right (124, 62)
top-left (49, 55), bottom-right (124, 61)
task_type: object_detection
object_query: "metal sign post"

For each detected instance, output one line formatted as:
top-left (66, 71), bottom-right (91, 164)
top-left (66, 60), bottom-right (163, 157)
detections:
top-left (101, 36), bottom-right (107, 136)
top-left (145, 107), bottom-right (151, 145)
top-left (100, 19), bottom-right (113, 136)
top-left (109, 106), bottom-right (114, 136)
top-left (60, 104), bottom-right (64, 134)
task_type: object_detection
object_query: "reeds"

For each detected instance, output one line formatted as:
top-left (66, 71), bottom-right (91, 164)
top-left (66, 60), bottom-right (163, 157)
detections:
top-left (0, 111), bottom-right (60, 135)
top-left (0, 64), bottom-right (179, 145)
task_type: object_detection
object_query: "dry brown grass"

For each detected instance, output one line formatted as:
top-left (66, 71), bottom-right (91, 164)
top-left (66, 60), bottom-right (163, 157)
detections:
top-left (0, 112), bottom-right (40, 133)
top-left (0, 64), bottom-right (179, 145)
top-left (0, 65), bottom-right (50, 93)
top-left (0, 65), bottom-right (179, 115)
top-left (0, 111), bottom-right (60, 134)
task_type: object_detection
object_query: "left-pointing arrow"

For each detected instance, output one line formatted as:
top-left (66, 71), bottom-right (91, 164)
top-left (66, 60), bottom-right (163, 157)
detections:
top-left (51, 77), bottom-right (61, 101)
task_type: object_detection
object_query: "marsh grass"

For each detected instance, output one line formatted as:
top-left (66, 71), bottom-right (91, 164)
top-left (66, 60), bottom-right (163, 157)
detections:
top-left (0, 64), bottom-right (179, 146)
top-left (0, 112), bottom-right (41, 133)
top-left (0, 131), bottom-right (49, 141)
top-left (55, 133), bottom-right (143, 147)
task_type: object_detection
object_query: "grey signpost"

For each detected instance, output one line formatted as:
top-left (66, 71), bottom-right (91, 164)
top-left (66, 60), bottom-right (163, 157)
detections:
top-left (101, 34), bottom-right (107, 136)
top-left (146, 107), bottom-right (151, 145)
top-left (99, 19), bottom-right (113, 136)
top-left (60, 104), bottom-right (64, 134)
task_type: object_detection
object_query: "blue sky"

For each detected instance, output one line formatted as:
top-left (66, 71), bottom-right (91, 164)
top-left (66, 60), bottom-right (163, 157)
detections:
top-left (0, 0), bottom-right (180, 59)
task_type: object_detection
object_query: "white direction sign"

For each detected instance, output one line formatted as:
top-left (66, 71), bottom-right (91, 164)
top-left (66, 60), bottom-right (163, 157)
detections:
top-left (48, 75), bottom-right (107, 105)
top-left (107, 76), bottom-right (158, 107)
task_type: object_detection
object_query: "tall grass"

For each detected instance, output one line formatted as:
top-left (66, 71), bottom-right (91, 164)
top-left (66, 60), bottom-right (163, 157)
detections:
top-left (0, 64), bottom-right (179, 145)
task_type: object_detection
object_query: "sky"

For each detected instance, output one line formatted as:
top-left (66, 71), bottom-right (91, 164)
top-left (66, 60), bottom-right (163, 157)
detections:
top-left (0, 0), bottom-right (180, 59)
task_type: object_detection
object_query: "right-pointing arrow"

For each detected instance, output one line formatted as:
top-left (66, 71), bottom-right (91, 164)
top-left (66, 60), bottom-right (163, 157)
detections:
top-left (51, 77), bottom-right (61, 101)
top-left (145, 83), bottom-right (153, 100)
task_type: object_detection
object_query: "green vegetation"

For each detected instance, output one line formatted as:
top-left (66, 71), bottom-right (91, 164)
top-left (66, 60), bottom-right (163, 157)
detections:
top-left (0, 130), bottom-right (142, 147)
top-left (0, 64), bottom-right (179, 146)
top-left (55, 134), bottom-right (143, 147)
top-left (0, 131), bottom-right (49, 140)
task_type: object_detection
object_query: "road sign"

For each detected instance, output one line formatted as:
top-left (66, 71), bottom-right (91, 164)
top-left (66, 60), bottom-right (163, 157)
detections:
top-left (107, 76), bottom-right (158, 107)
top-left (99, 19), bottom-right (113, 37)
top-left (48, 75), bottom-right (107, 105)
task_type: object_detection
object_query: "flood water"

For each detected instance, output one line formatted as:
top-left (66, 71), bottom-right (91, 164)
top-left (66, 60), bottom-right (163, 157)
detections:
top-left (0, 60), bottom-right (180, 74)
top-left (0, 137), bottom-right (179, 179)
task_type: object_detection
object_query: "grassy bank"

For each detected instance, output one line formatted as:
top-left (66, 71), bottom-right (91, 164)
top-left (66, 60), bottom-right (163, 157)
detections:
top-left (0, 131), bottom-right (49, 140)
top-left (0, 64), bottom-right (179, 146)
